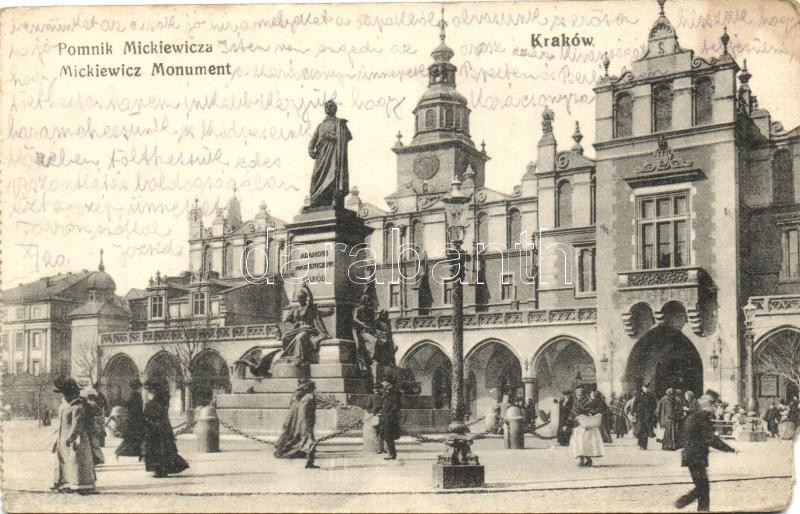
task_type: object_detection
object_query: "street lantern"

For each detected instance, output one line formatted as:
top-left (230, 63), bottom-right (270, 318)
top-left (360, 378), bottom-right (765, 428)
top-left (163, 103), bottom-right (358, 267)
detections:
top-left (442, 174), bottom-right (469, 247)
top-left (742, 299), bottom-right (757, 326)
top-left (710, 349), bottom-right (719, 370)
top-left (600, 353), bottom-right (609, 373)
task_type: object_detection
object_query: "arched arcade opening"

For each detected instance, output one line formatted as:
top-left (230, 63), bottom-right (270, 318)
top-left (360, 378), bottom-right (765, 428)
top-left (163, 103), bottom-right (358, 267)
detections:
top-left (534, 337), bottom-right (596, 414)
top-left (145, 351), bottom-right (185, 416)
top-left (104, 354), bottom-right (139, 409)
top-left (465, 340), bottom-right (522, 421)
top-left (192, 350), bottom-right (231, 408)
top-left (625, 324), bottom-right (703, 398)
top-left (754, 327), bottom-right (800, 414)
top-left (402, 342), bottom-right (451, 410)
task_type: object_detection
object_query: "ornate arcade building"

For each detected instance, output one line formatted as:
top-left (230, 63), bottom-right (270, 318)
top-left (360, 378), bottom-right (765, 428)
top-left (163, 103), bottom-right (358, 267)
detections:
top-left (47, 1), bottom-right (798, 422)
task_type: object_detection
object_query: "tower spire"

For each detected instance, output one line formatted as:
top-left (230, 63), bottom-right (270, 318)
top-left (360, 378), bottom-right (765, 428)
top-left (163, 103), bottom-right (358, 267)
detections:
top-left (98, 249), bottom-right (105, 272)
top-left (438, 7), bottom-right (447, 43)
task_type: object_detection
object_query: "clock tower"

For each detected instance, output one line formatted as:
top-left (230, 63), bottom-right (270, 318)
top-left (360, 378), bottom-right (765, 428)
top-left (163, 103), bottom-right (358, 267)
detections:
top-left (390, 10), bottom-right (489, 200)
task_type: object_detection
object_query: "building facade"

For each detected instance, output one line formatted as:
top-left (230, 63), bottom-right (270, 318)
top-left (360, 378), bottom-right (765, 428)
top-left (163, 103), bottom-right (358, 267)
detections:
top-left (78, 1), bottom-right (800, 419)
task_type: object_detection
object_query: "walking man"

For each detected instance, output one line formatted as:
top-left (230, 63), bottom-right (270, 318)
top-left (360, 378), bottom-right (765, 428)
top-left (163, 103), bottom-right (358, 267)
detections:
top-left (51, 377), bottom-right (96, 494)
top-left (631, 381), bottom-right (657, 450)
top-left (377, 379), bottom-right (401, 460)
top-left (675, 392), bottom-right (737, 512)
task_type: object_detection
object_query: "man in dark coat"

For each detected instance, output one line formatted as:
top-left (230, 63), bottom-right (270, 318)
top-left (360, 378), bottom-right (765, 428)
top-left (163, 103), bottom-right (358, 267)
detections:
top-left (377, 379), bottom-right (401, 460)
top-left (675, 392), bottom-right (736, 512)
top-left (557, 390), bottom-right (575, 446)
top-left (631, 382), bottom-right (657, 450)
top-left (364, 384), bottom-right (385, 453)
top-left (115, 378), bottom-right (145, 459)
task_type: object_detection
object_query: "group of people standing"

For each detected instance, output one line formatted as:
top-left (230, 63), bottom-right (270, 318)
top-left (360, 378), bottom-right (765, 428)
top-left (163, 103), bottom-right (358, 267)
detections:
top-left (52, 376), bottom-right (189, 493)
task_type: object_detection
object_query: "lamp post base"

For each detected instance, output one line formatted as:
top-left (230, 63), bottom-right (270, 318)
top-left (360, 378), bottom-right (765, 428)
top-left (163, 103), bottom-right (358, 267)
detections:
top-left (433, 463), bottom-right (485, 489)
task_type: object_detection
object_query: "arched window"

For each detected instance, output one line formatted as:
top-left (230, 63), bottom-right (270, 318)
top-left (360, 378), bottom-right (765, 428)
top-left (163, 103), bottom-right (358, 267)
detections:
top-left (590, 175), bottom-right (597, 225)
top-left (614, 92), bottom-right (633, 137)
top-left (652, 83), bottom-right (672, 132)
top-left (383, 223), bottom-right (400, 261)
top-left (506, 208), bottom-right (522, 249)
top-left (556, 180), bottom-right (573, 228)
top-left (476, 212), bottom-right (489, 249)
top-left (773, 149), bottom-right (795, 206)
top-left (410, 219), bottom-right (424, 249)
top-left (424, 109), bottom-right (435, 129)
top-left (203, 245), bottom-right (212, 273)
top-left (444, 106), bottom-right (454, 127)
top-left (693, 77), bottom-right (714, 125)
top-left (243, 240), bottom-right (256, 278)
top-left (276, 241), bottom-right (286, 274)
top-left (224, 242), bottom-right (234, 277)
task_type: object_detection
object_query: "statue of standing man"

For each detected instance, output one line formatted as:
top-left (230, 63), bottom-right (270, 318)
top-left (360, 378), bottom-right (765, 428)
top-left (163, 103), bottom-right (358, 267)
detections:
top-left (308, 100), bottom-right (351, 209)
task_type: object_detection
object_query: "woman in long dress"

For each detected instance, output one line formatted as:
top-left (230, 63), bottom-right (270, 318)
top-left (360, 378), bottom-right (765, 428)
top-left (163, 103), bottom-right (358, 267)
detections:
top-left (568, 387), bottom-right (604, 467)
top-left (115, 379), bottom-right (145, 459)
top-left (51, 378), bottom-right (96, 494)
top-left (274, 380), bottom-right (318, 468)
top-left (281, 285), bottom-right (333, 367)
top-left (142, 379), bottom-right (189, 478)
top-left (657, 388), bottom-right (680, 451)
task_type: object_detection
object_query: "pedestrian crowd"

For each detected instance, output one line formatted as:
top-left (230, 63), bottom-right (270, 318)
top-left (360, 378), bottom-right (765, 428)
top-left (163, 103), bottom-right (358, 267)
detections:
top-left (50, 376), bottom-right (188, 494)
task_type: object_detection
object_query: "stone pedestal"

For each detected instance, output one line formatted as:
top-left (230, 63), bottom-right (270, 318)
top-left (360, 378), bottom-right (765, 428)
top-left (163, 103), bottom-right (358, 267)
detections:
top-left (283, 207), bottom-right (371, 339)
top-left (433, 464), bottom-right (485, 489)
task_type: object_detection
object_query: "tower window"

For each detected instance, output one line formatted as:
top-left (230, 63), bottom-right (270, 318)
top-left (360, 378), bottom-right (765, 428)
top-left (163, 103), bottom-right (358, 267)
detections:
top-left (590, 175), bottom-right (597, 225)
top-left (638, 192), bottom-right (688, 269)
top-left (193, 292), bottom-right (207, 316)
top-left (782, 227), bottom-right (800, 280)
top-left (476, 212), bottom-right (489, 248)
top-left (444, 106), bottom-right (454, 128)
top-left (693, 77), bottom-right (714, 125)
top-left (556, 180), bottom-right (573, 228)
top-left (410, 219), bottom-right (424, 249)
top-left (224, 242), bottom-right (234, 277)
top-left (614, 92), bottom-right (633, 138)
top-left (578, 248), bottom-right (596, 293)
top-left (203, 245), bottom-right (212, 273)
top-left (150, 296), bottom-right (164, 319)
top-left (425, 109), bottom-right (435, 130)
top-left (652, 83), bottom-right (673, 132)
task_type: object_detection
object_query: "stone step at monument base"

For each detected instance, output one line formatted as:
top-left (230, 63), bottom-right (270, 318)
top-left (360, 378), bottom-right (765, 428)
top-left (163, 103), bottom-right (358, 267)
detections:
top-left (217, 405), bottom-right (451, 436)
top-left (217, 392), bottom-right (434, 410)
top-left (231, 377), bottom-right (372, 394)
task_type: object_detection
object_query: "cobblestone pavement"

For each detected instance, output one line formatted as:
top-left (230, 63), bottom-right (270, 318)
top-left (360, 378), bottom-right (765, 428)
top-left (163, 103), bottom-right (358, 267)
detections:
top-left (2, 421), bottom-right (795, 512)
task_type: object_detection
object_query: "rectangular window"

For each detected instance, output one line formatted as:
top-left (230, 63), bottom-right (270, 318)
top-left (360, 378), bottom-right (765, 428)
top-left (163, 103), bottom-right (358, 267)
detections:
top-left (783, 228), bottom-right (800, 279)
top-left (638, 192), bottom-right (689, 270)
top-left (192, 293), bottom-right (207, 316)
top-left (151, 296), bottom-right (164, 319)
top-left (31, 360), bottom-right (41, 376)
top-left (15, 306), bottom-right (24, 320)
top-left (389, 283), bottom-right (400, 308)
top-left (31, 332), bottom-right (41, 350)
top-left (443, 282), bottom-right (453, 305)
top-left (578, 248), bottom-right (597, 293)
top-left (501, 273), bottom-right (515, 300)
top-left (14, 332), bottom-right (23, 351)
top-left (15, 361), bottom-right (23, 374)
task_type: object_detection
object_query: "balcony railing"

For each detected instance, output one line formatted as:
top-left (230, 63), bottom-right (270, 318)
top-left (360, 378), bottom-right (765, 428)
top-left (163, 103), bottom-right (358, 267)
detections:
top-left (100, 324), bottom-right (280, 345)
top-left (617, 267), bottom-right (705, 289)
top-left (392, 308), bottom-right (596, 332)
top-left (749, 295), bottom-right (800, 315)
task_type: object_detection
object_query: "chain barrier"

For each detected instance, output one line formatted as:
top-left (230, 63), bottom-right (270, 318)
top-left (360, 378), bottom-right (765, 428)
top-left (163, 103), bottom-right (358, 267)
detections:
top-left (525, 419), bottom-right (557, 440)
top-left (218, 418), bottom-right (278, 448)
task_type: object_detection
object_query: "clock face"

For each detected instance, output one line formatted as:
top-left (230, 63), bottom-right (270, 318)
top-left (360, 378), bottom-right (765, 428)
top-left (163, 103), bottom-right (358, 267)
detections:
top-left (413, 154), bottom-right (440, 180)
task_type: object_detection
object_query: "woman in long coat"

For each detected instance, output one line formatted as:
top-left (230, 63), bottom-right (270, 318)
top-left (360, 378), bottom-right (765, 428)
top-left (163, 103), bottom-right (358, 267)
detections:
top-left (378, 379), bottom-right (402, 460)
top-left (142, 379), bottom-right (189, 478)
top-left (657, 389), bottom-right (680, 451)
top-left (274, 380), bottom-right (318, 468)
top-left (568, 387), bottom-right (604, 467)
top-left (115, 379), bottom-right (145, 459)
top-left (52, 378), bottom-right (96, 494)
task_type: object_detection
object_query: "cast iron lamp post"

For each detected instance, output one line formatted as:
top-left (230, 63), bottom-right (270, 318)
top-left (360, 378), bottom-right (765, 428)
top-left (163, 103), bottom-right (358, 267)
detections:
top-left (742, 300), bottom-right (757, 414)
top-left (433, 173), bottom-right (484, 489)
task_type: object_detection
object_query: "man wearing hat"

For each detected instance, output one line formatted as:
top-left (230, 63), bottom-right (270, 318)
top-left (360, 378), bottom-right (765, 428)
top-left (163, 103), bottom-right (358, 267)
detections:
top-left (52, 377), bottom-right (96, 494)
top-left (377, 378), bottom-right (402, 460)
top-left (631, 381), bottom-right (657, 450)
top-left (675, 392), bottom-right (737, 511)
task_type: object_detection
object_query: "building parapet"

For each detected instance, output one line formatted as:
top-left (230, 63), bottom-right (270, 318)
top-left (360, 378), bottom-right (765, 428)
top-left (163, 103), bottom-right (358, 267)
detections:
top-left (100, 324), bottom-right (280, 345)
top-left (392, 308), bottom-right (596, 332)
top-left (749, 295), bottom-right (800, 315)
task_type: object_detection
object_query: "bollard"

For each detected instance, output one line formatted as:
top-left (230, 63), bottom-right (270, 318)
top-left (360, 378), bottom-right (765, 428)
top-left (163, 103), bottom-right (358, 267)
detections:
top-left (505, 406), bottom-right (525, 449)
top-left (484, 410), bottom-right (497, 433)
top-left (194, 406), bottom-right (220, 453)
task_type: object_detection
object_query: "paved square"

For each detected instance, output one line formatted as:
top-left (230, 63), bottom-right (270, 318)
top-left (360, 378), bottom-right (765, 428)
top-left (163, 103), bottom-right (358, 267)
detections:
top-left (2, 421), bottom-right (793, 512)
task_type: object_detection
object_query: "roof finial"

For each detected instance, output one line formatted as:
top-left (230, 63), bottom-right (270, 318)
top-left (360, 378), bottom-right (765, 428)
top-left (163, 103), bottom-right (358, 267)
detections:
top-left (720, 26), bottom-right (729, 55)
top-left (571, 121), bottom-right (584, 155)
top-left (602, 52), bottom-right (610, 77)
top-left (657, 0), bottom-right (666, 16)
top-left (438, 7), bottom-right (447, 43)
top-left (481, 140), bottom-right (486, 153)
top-left (739, 59), bottom-right (751, 84)
top-left (395, 130), bottom-right (403, 148)
top-left (98, 249), bottom-right (105, 272)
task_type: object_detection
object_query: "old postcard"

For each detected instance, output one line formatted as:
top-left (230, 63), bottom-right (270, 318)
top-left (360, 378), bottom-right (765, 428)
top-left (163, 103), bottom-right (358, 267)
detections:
top-left (1, 0), bottom-right (799, 511)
